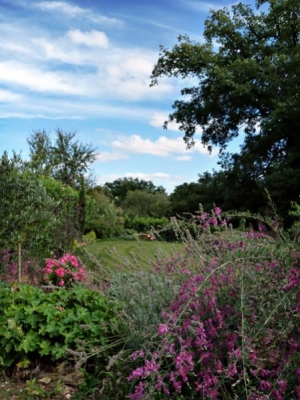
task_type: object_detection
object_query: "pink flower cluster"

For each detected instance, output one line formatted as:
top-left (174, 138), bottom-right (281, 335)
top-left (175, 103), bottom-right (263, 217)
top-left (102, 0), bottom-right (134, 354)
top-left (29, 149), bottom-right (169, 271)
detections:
top-left (243, 229), bottom-right (266, 239)
top-left (127, 244), bottom-right (300, 399)
top-left (43, 253), bottom-right (85, 287)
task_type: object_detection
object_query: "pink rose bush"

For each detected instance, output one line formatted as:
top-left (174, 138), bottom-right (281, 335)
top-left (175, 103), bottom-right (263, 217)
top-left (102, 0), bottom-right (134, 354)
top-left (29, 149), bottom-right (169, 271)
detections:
top-left (43, 253), bottom-right (85, 287)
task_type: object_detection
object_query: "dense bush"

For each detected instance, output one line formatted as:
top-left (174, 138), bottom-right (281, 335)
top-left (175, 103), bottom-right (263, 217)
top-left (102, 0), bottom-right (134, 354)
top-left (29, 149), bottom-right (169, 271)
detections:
top-left (124, 216), bottom-right (169, 234)
top-left (40, 176), bottom-right (80, 254)
top-left (0, 283), bottom-right (121, 369)
top-left (85, 199), bottom-right (125, 239)
top-left (107, 271), bottom-right (181, 350)
top-left (126, 233), bottom-right (300, 399)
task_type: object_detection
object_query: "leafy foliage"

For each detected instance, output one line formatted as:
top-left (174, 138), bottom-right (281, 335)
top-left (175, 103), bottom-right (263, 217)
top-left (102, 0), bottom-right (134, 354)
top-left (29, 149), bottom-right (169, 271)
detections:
top-left (121, 190), bottom-right (170, 219)
top-left (104, 178), bottom-right (166, 206)
top-left (39, 176), bottom-right (81, 254)
top-left (0, 153), bottom-right (57, 281)
top-left (108, 271), bottom-right (180, 350)
top-left (0, 283), bottom-right (120, 368)
top-left (150, 0), bottom-right (300, 222)
top-left (27, 130), bottom-right (96, 188)
top-left (124, 216), bottom-right (169, 234)
top-left (85, 198), bottom-right (124, 239)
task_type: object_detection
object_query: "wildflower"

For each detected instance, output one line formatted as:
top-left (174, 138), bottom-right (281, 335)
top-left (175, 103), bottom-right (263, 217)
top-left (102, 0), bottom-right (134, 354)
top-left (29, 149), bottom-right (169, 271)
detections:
top-left (214, 207), bottom-right (222, 216)
top-left (277, 380), bottom-right (287, 391)
top-left (227, 363), bottom-right (238, 378)
top-left (144, 359), bottom-right (158, 376)
top-left (158, 323), bottom-right (169, 335)
top-left (130, 350), bottom-right (145, 361)
top-left (127, 367), bottom-right (144, 381)
top-left (172, 379), bottom-right (182, 392)
top-left (129, 382), bottom-right (145, 400)
top-left (260, 380), bottom-right (272, 391)
top-left (216, 360), bottom-right (223, 373)
top-left (209, 217), bottom-right (218, 227)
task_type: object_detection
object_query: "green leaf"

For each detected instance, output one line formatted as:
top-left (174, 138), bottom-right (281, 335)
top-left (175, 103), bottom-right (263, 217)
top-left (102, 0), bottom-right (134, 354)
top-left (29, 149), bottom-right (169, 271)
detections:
top-left (17, 331), bottom-right (40, 353)
top-left (39, 339), bottom-right (52, 356)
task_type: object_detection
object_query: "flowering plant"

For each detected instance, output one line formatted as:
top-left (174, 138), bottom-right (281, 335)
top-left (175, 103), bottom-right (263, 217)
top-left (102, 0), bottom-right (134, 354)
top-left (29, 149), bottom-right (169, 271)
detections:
top-left (127, 237), bottom-right (300, 399)
top-left (42, 253), bottom-right (85, 287)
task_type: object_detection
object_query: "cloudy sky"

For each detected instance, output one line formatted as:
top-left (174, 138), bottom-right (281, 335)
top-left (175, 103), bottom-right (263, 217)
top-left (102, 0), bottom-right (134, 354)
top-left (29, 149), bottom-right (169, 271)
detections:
top-left (0, 0), bottom-right (251, 193)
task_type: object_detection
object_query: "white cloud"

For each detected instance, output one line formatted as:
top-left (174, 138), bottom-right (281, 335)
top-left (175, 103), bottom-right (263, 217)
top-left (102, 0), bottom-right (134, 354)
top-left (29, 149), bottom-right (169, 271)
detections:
top-left (111, 134), bottom-right (211, 157)
top-left (34, 1), bottom-right (85, 16)
top-left (67, 29), bottom-right (109, 48)
top-left (102, 54), bottom-right (176, 100)
top-left (0, 92), bottom-right (157, 121)
top-left (149, 111), bottom-right (180, 131)
top-left (0, 89), bottom-right (23, 103)
top-left (107, 57), bottom-right (154, 80)
top-left (96, 152), bottom-right (128, 162)
top-left (176, 155), bottom-right (193, 161)
top-left (0, 16), bottom-right (179, 104)
top-left (181, 0), bottom-right (226, 13)
top-left (0, 34), bottom-right (175, 101)
top-left (33, 1), bottom-right (122, 25)
top-left (0, 61), bottom-right (87, 95)
top-left (123, 172), bottom-right (174, 180)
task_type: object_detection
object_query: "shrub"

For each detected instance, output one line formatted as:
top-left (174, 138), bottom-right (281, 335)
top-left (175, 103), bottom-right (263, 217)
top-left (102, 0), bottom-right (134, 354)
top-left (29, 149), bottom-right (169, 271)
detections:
top-left (42, 253), bottom-right (85, 287)
top-left (124, 216), bottom-right (169, 234)
top-left (0, 283), bottom-right (121, 369)
top-left (107, 271), bottom-right (181, 350)
top-left (82, 230), bottom-right (97, 243)
top-left (125, 212), bottom-right (300, 398)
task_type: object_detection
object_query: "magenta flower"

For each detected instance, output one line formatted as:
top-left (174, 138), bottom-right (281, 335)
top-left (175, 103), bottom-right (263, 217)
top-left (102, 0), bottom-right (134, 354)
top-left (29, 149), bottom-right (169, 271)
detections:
top-left (55, 267), bottom-right (65, 277)
top-left (42, 253), bottom-right (85, 288)
top-left (214, 207), bottom-right (222, 216)
top-left (158, 323), bottom-right (169, 335)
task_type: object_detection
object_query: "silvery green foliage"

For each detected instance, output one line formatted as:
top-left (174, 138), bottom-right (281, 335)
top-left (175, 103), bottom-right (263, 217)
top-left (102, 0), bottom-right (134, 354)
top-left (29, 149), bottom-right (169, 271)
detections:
top-left (108, 271), bottom-right (180, 350)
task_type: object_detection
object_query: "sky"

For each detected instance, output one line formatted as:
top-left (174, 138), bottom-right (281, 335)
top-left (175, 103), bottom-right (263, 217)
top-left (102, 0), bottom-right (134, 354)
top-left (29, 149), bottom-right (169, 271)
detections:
top-left (0, 0), bottom-right (253, 193)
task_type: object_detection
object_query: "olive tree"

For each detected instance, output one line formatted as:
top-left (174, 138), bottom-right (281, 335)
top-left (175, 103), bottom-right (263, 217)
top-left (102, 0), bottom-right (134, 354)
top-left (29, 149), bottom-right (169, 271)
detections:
top-left (0, 152), bottom-right (57, 282)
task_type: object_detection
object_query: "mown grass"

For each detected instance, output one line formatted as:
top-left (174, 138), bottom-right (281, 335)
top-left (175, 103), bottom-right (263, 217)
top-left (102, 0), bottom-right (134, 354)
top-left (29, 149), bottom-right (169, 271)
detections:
top-left (85, 239), bottom-right (183, 274)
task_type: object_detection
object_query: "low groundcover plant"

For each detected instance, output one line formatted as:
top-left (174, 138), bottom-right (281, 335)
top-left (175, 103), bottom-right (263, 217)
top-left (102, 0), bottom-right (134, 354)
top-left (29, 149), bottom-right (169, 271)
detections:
top-left (43, 253), bottom-right (85, 287)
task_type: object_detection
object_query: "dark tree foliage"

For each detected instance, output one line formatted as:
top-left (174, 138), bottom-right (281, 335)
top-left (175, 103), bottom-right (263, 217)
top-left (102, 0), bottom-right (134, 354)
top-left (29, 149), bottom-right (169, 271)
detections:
top-left (121, 190), bottom-right (170, 218)
top-left (151, 0), bottom-right (300, 220)
top-left (104, 177), bottom-right (166, 206)
top-left (169, 182), bottom-right (204, 216)
top-left (169, 170), bottom-right (228, 216)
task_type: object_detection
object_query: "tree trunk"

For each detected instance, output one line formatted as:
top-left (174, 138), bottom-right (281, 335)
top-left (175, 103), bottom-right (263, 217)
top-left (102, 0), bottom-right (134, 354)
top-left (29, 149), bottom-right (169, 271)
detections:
top-left (18, 242), bottom-right (22, 283)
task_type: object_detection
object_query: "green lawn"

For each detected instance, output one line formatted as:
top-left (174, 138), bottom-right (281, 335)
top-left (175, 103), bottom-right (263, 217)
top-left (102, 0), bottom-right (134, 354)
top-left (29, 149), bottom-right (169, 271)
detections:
top-left (85, 239), bottom-right (183, 274)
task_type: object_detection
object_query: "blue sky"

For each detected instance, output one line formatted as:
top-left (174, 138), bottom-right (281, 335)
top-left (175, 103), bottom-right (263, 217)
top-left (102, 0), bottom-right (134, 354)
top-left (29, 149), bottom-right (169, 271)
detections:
top-left (0, 0), bottom-right (252, 193)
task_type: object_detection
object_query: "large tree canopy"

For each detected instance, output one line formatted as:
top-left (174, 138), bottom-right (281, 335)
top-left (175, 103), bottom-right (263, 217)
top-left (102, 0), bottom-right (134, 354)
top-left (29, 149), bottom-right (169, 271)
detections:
top-left (151, 0), bottom-right (300, 150)
top-left (104, 177), bottom-right (166, 205)
top-left (150, 0), bottom-right (300, 218)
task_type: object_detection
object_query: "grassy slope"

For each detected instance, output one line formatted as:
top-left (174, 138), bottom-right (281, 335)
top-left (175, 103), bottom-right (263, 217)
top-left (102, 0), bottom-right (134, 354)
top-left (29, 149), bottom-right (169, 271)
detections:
top-left (86, 239), bottom-right (183, 274)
